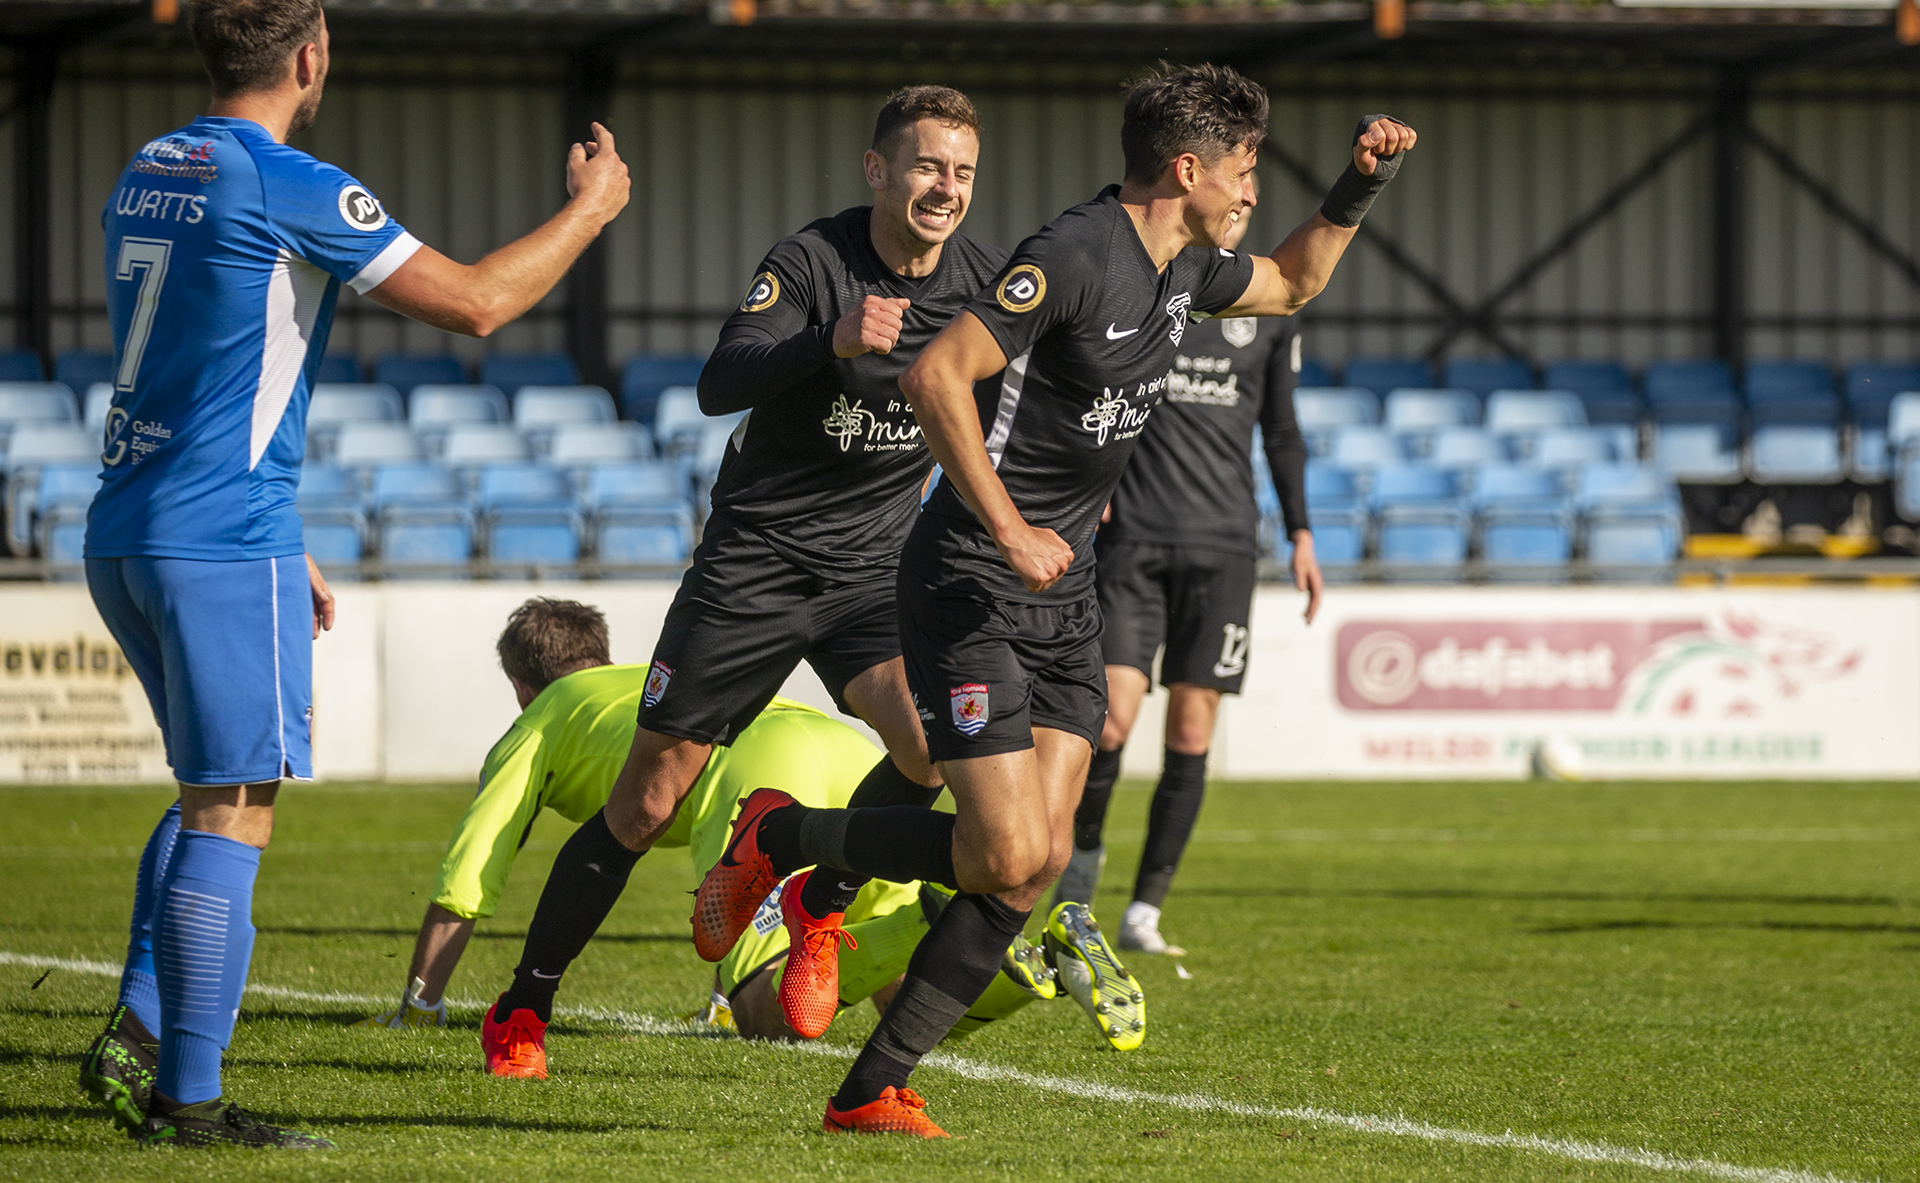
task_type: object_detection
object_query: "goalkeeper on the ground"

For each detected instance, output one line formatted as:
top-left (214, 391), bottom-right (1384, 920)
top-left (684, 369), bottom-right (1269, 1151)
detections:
top-left (356, 598), bottom-right (1070, 1055)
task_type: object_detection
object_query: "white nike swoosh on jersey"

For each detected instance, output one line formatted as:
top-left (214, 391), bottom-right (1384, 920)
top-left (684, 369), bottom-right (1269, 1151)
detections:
top-left (1106, 325), bottom-right (1140, 339)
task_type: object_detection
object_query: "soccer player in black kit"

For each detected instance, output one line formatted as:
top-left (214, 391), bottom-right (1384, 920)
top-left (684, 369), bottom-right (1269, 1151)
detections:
top-left (695, 64), bottom-right (1415, 1134)
top-left (480, 87), bottom-right (1010, 1077)
top-left (1057, 187), bottom-right (1325, 958)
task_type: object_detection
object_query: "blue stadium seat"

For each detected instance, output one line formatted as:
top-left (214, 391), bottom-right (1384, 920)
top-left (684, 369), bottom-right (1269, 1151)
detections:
top-left (410, 384), bottom-right (508, 429)
top-left (1384, 389), bottom-right (1480, 433)
top-left (1302, 463), bottom-right (1366, 575)
top-left (481, 353), bottom-right (578, 398)
top-left (1643, 359), bottom-right (1734, 405)
top-left (1531, 426), bottom-right (1628, 470)
top-left (1372, 465), bottom-right (1469, 579)
top-left (1545, 359), bottom-right (1632, 397)
top-left (1473, 463), bottom-right (1563, 508)
top-left (515, 385), bottom-right (617, 456)
top-left (1442, 357), bottom-right (1533, 397)
top-left (1294, 388), bottom-right (1381, 431)
top-left (296, 464), bottom-right (364, 511)
top-left (1345, 358), bottom-right (1432, 397)
top-left (0, 383), bottom-right (80, 438)
top-left (302, 512), bottom-right (365, 570)
top-left (83, 384), bottom-right (114, 432)
top-left (1852, 423), bottom-right (1891, 483)
top-left (1485, 391), bottom-right (1586, 458)
top-left (1328, 426), bottom-right (1405, 471)
top-left (1297, 359), bottom-right (1332, 389)
top-left (1294, 387), bottom-right (1379, 456)
top-left (0, 350), bottom-right (45, 382)
top-left (1747, 395), bottom-right (1838, 427)
top-left (481, 464), bottom-right (584, 572)
top-left (549, 422), bottom-right (653, 468)
top-left (379, 511), bottom-right (474, 574)
top-left (1845, 362), bottom-right (1920, 426)
top-left (1749, 425), bottom-right (1842, 483)
top-left (1474, 463), bottom-right (1572, 580)
top-left (1575, 463), bottom-right (1680, 513)
top-left (30, 464), bottom-right (99, 552)
top-left (53, 351), bottom-right (115, 392)
top-left (1428, 427), bottom-right (1505, 470)
top-left (307, 384), bottom-right (404, 461)
top-left (374, 354), bottom-right (466, 399)
top-left (441, 424), bottom-right (532, 474)
top-left (370, 462), bottom-right (466, 509)
top-left (621, 354), bottom-right (707, 424)
top-left (1653, 421), bottom-right (1743, 483)
top-left (316, 355), bottom-right (361, 384)
top-left (582, 461), bottom-right (687, 510)
top-left (1584, 508), bottom-right (1680, 578)
top-left (692, 413), bottom-right (748, 479)
top-left (1897, 448), bottom-right (1920, 521)
top-left (38, 502), bottom-right (89, 577)
top-left (332, 422), bottom-right (423, 471)
top-left (3, 424), bottom-right (96, 556)
top-left (1744, 360), bottom-right (1835, 406)
top-left (1305, 463), bottom-right (1362, 509)
top-left (652, 387), bottom-right (708, 456)
top-left (596, 505), bottom-right (693, 568)
top-left (1887, 392), bottom-right (1920, 451)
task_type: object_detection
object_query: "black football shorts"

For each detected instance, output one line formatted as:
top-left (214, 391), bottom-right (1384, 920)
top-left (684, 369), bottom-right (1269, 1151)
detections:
top-left (898, 567), bottom-right (1107, 764)
top-left (1095, 538), bottom-right (1257, 695)
top-left (636, 515), bottom-right (900, 746)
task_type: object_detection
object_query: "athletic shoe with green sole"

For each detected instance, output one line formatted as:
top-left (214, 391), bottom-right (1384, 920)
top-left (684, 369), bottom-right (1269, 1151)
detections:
top-left (78, 1004), bottom-right (159, 1132)
top-left (137, 1096), bottom-right (334, 1149)
top-left (1043, 901), bottom-right (1145, 1051)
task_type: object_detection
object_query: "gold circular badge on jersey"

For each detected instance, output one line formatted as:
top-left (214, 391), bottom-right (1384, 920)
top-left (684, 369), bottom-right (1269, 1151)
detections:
top-left (995, 264), bottom-right (1046, 314)
top-left (740, 271), bottom-right (780, 313)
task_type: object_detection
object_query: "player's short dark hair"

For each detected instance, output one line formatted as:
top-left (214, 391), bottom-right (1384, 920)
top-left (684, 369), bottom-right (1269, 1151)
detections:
top-left (1121, 63), bottom-right (1270, 184)
top-left (187, 0), bottom-right (325, 99)
top-left (497, 598), bottom-right (611, 692)
top-left (872, 86), bottom-right (980, 158)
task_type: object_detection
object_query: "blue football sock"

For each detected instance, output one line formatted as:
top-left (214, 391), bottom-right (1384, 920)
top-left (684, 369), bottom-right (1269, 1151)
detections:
top-left (118, 803), bottom-right (182, 1034)
top-left (153, 829), bottom-right (260, 1105)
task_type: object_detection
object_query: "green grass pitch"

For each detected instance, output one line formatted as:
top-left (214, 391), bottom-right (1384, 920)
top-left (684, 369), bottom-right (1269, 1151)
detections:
top-left (2, 780), bottom-right (1915, 1181)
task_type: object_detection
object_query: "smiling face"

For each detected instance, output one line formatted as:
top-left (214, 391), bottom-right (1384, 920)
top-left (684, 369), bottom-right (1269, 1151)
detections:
top-left (867, 117), bottom-right (979, 256)
top-left (1182, 141), bottom-right (1259, 251)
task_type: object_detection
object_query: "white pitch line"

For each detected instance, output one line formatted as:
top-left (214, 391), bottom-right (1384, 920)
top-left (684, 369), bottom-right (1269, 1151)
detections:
top-left (2, 950), bottom-right (1860, 1183)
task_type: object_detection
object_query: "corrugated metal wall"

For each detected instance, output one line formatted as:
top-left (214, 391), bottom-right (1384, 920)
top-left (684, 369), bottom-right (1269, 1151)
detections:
top-left (7, 49), bottom-right (1918, 374)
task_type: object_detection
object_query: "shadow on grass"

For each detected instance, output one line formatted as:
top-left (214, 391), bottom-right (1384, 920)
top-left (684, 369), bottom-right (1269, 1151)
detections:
top-left (257, 926), bottom-right (687, 945)
top-left (1530, 918), bottom-right (1920, 936)
top-left (318, 1112), bottom-right (675, 1134)
top-left (1181, 886), bottom-right (1902, 908)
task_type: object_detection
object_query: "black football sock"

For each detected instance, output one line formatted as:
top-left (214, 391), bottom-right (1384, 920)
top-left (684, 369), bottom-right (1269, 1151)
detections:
top-left (1133, 749), bottom-right (1207, 908)
top-left (832, 892), bottom-right (1028, 1110)
top-left (800, 757), bottom-right (944, 916)
top-left (1073, 747), bottom-right (1124, 851)
top-left (760, 801), bottom-right (958, 889)
top-left (496, 810), bottom-right (642, 1023)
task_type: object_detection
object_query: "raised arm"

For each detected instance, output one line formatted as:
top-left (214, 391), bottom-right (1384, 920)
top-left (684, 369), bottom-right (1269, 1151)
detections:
top-left (900, 311), bottom-right (1074, 593)
top-left (367, 122), bottom-right (629, 337)
top-left (1222, 116), bottom-right (1417, 319)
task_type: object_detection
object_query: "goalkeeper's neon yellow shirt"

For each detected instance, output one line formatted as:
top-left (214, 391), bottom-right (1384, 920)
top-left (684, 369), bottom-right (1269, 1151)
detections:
top-left (431, 663), bottom-right (882, 920)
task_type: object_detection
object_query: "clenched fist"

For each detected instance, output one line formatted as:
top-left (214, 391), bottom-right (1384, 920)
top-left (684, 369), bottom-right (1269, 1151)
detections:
top-left (834, 295), bottom-right (911, 358)
top-left (1353, 116), bottom-right (1417, 178)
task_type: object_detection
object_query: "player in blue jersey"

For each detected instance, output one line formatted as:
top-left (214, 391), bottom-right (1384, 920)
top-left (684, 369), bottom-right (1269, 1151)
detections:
top-left (74, 0), bottom-right (629, 1150)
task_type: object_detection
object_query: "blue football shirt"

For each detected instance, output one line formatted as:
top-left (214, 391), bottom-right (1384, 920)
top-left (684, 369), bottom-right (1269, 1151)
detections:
top-left (87, 116), bottom-right (420, 560)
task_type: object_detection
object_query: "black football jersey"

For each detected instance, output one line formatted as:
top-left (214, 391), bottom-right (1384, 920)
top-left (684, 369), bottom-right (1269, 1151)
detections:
top-left (699, 206), bottom-right (1008, 579)
top-left (1102, 312), bottom-right (1310, 556)
top-left (920, 185), bottom-right (1256, 602)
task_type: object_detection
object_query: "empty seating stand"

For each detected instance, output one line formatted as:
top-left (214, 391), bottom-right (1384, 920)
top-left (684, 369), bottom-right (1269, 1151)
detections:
top-left (1442, 357), bottom-right (1533, 398)
top-left (1343, 357), bottom-right (1432, 397)
top-left (622, 355), bottom-right (706, 425)
top-left (482, 353), bottom-right (579, 398)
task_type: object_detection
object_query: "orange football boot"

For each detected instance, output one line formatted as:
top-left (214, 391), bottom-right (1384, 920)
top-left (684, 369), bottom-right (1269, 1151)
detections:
top-left (777, 869), bottom-right (856, 1038)
top-left (481, 997), bottom-right (548, 1080)
top-left (691, 787), bottom-right (795, 962)
top-left (823, 1087), bottom-right (949, 1137)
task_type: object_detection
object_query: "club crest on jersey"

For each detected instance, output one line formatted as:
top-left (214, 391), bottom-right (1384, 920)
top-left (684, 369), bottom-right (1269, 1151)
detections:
top-left (740, 271), bottom-right (780, 313)
top-left (1166, 292), bottom-right (1193, 346)
top-left (995, 265), bottom-right (1046, 313)
top-left (643, 663), bottom-right (673, 707)
top-left (1220, 317), bottom-right (1257, 348)
top-left (337, 185), bottom-right (387, 232)
top-left (950, 684), bottom-right (990, 736)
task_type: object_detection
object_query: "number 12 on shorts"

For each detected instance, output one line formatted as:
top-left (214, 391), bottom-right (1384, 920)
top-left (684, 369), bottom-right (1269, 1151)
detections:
top-left (114, 236), bottom-right (173, 393)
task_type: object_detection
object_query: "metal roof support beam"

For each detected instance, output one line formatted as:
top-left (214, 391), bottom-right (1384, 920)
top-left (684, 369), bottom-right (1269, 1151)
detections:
top-left (1744, 122), bottom-right (1920, 294)
top-left (1421, 108), bottom-right (1715, 362)
top-left (564, 44), bottom-right (619, 391)
top-left (1710, 68), bottom-right (1749, 369)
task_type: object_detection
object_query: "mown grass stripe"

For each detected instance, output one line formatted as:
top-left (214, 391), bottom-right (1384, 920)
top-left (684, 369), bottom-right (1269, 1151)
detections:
top-left (1, 950), bottom-right (1858, 1183)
